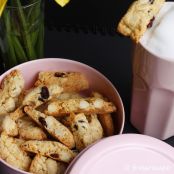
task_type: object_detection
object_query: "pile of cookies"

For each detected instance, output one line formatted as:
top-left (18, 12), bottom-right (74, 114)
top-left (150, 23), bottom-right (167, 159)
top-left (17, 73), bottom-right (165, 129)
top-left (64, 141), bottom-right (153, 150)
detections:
top-left (0, 70), bottom-right (117, 174)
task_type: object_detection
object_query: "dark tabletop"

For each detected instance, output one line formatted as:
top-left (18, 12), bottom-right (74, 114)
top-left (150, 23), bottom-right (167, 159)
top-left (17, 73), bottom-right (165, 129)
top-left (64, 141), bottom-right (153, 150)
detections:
top-left (44, 0), bottom-right (174, 146)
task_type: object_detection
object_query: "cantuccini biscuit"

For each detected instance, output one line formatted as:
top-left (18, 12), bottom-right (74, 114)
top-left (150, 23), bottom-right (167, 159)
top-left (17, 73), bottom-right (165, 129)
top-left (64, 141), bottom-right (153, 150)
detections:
top-left (29, 154), bottom-right (67, 174)
top-left (21, 140), bottom-right (76, 163)
top-left (1, 115), bottom-right (18, 136)
top-left (92, 92), bottom-right (114, 136)
top-left (1, 106), bottom-right (27, 137)
top-left (0, 70), bottom-right (24, 115)
top-left (87, 114), bottom-right (103, 142)
top-left (29, 154), bottom-right (59, 174)
top-left (0, 133), bottom-right (31, 171)
top-left (45, 97), bottom-right (116, 117)
top-left (17, 116), bottom-right (47, 140)
top-left (23, 85), bottom-right (63, 107)
top-left (34, 71), bottom-right (89, 92)
top-left (98, 114), bottom-right (115, 136)
top-left (24, 106), bottom-right (75, 149)
top-left (68, 113), bottom-right (93, 151)
top-left (117, 0), bottom-right (165, 42)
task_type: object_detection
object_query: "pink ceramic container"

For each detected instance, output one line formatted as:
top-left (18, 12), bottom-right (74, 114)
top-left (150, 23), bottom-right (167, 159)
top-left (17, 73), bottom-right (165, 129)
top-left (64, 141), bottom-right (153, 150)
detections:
top-left (131, 42), bottom-right (174, 140)
top-left (0, 58), bottom-right (125, 174)
top-left (66, 134), bottom-right (174, 174)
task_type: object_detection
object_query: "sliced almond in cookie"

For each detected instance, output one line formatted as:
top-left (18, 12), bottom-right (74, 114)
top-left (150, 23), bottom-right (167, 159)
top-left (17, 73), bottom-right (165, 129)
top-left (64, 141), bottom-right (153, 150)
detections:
top-left (24, 106), bottom-right (75, 149)
top-left (21, 140), bottom-right (76, 163)
top-left (45, 97), bottom-right (116, 117)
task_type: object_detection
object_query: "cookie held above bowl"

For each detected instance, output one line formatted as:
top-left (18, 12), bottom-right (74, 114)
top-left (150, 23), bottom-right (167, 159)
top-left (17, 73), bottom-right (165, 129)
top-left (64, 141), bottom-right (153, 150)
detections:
top-left (0, 58), bottom-right (125, 174)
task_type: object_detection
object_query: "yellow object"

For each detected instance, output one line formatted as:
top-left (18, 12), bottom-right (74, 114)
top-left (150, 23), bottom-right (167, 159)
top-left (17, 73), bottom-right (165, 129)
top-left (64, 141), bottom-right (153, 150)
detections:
top-left (54, 0), bottom-right (70, 7)
top-left (0, 0), bottom-right (7, 17)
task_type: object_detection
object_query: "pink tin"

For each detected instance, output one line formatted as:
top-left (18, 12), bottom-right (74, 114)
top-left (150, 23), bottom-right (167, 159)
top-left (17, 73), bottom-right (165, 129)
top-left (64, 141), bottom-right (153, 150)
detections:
top-left (66, 134), bottom-right (174, 174)
top-left (0, 58), bottom-right (125, 174)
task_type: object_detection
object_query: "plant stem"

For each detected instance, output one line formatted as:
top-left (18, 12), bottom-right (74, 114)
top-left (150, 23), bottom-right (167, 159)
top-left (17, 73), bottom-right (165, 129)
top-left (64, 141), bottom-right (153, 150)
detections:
top-left (12, 35), bottom-right (28, 62)
top-left (37, 21), bottom-right (44, 57)
top-left (16, 0), bottom-right (36, 59)
top-left (3, 11), bottom-right (17, 67)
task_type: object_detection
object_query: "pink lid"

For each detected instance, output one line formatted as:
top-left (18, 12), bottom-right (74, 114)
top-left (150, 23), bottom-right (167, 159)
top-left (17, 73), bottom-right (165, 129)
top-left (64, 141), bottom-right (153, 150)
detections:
top-left (66, 134), bottom-right (174, 174)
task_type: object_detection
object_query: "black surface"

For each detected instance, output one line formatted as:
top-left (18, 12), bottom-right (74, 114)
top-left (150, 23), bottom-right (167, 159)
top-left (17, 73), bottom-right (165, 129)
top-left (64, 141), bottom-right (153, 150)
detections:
top-left (45, 0), bottom-right (133, 35)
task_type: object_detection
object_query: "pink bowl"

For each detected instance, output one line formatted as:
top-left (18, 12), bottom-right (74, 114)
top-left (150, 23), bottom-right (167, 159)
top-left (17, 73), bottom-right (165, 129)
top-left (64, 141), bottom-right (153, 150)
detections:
top-left (0, 58), bottom-right (125, 174)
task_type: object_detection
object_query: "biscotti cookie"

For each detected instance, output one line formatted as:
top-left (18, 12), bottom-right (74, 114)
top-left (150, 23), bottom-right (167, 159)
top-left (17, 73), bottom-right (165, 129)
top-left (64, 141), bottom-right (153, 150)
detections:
top-left (34, 72), bottom-right (89, 92)
top-left (117, 0), bottom-right (165, 42)
top-left (17, 116), bottom-right (47, 140)
top-left (2, 115), bottom-right (18, 136)
top-left (87, 114), bottom-right (103, 142)
top-left (0, 133), bottom-right (31, 171)
top-left (91, 92), bottom-right (115, 136)
top-left (29, 155), bottom-right (67, 174)
top-left (45, 97), bottom-right (117, 117)
top-left (98, 114), bottom-right (115, 136)
top-left (24, 106), bottom-right (75, 149)
top-left (21, 140), bottom-right (76, 163)
top-left (0, 70), bottom-right (24, 115)
top-left (1, 106), bottom-right (27, 136)
top-left (68, 113), bottom-right (93, 151)
top-left (29, 155), bottom-right (58, 174)
top-left (23, 85), bottom-right (63, 107)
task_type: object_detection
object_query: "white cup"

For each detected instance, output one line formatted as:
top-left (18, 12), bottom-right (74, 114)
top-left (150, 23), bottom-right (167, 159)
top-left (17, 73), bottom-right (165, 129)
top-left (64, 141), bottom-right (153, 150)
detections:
top-left (131, 42), bottom-right (174, 140)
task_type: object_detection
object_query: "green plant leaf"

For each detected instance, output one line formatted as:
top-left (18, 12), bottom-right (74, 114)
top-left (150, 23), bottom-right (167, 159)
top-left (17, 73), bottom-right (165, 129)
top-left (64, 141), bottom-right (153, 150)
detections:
top-left (12, 36), bottom-right (28, 63)
top-left (16, 0), bottom-right (36, 59)
top-left (3, 10), bottom-right (17, 67)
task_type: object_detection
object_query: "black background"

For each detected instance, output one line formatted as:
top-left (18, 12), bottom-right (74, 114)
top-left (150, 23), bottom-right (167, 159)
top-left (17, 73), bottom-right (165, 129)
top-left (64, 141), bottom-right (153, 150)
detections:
top-left (44, 0), bottom-right (174, 146)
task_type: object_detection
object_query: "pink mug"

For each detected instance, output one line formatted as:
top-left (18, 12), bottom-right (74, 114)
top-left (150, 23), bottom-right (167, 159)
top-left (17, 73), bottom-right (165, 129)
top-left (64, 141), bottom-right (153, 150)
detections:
top-left (131, 42), bottom-right (174, 140)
